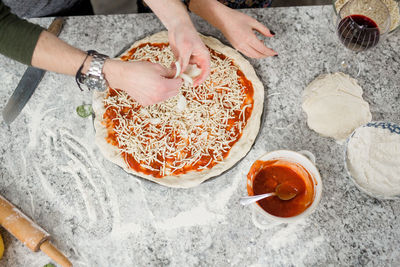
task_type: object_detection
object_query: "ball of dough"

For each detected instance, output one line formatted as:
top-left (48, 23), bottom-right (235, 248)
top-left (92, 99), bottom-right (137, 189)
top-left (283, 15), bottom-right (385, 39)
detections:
top-left (302, 73), bottom-right (372, 141)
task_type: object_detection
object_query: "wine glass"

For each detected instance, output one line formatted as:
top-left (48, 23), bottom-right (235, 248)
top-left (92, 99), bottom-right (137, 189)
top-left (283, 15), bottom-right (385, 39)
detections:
top-left (333, 0), bottom-right (391, 76)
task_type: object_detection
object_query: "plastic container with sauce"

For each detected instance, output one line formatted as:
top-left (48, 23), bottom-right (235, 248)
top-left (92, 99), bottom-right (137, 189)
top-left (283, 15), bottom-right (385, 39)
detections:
top-left (247, 150), bottom-right (323, 228)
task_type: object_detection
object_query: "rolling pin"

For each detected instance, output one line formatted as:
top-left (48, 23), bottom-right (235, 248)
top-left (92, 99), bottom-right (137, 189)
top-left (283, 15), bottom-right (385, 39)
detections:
top-left (0, 195), bottom-right (72, 267)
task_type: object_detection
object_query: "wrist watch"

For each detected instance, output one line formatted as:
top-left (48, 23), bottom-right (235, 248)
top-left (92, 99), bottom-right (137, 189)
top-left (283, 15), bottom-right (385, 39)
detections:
top-left (76, 50), bottom-right (110, 91)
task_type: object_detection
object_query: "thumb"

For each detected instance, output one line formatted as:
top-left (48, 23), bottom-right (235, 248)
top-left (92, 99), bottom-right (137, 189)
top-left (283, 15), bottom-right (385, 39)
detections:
top-left (179, 51), bottom-right (191, 74)
top-left (153, 62), bottom-right (176, 78)
top-left (160, 64), bottom-right (179, 79)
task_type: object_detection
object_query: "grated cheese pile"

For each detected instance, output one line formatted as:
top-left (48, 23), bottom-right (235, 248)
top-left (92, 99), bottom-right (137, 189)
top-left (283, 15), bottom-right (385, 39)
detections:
top-left (103, 44), bottom-right (253, 177)
top-left (335, 0), bottom-right (400, 31)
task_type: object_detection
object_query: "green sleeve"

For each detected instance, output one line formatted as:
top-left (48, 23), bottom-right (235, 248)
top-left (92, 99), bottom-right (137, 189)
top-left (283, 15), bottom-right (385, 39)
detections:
top-left (0, 1), bottom-right (44, 65)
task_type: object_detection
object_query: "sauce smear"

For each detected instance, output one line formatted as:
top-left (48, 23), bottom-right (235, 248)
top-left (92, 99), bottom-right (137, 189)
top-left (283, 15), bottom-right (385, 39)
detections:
top-left (247, 160), bottom-right (314, 217)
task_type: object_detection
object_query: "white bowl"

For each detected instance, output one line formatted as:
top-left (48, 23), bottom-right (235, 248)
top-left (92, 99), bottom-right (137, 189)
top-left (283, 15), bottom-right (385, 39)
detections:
top-left (247, 150), bottom-right (323, 228)
top-left (344, 121), bottom-right (400, 200)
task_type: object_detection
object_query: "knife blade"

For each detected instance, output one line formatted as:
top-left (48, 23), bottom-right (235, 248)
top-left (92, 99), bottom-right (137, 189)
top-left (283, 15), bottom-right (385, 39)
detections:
top-left (2, 17), bottom-right (65, 124)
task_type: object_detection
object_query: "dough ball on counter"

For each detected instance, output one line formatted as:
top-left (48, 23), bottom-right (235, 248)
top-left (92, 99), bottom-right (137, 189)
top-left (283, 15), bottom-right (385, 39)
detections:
top-left (302, 72), bottom-right (372, 142)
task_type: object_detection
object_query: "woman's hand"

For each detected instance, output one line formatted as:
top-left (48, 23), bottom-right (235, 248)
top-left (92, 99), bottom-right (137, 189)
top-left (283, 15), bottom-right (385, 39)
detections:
top-left (143, 0), bottom-right (211, 86)
top-left (188, 0), bottom-right (277, 59)
top-left (218, 8), bottom-right (277, 58)
top-left (168, 23), bottom-right (211, 86)
top-left (103, 60), bottom-right (182, 106)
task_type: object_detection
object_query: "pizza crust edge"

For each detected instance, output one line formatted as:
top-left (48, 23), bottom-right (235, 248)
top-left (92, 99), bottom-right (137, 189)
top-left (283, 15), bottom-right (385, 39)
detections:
top-left (93, 31), bottom-right (264, 188)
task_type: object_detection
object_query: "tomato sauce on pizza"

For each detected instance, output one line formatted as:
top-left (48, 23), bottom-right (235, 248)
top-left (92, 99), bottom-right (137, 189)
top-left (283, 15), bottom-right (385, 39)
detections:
top-left (102, 42), bottom-right (255, 178)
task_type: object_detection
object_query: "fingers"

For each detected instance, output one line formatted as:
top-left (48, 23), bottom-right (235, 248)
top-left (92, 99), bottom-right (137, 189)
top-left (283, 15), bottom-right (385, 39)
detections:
top-left (169, 41), bottom-right (186, 77)
top-left (154, 62), bottom-right (181, 79)
top-left (168, 31), bottom-right (180, 59)
top-left (178, 50), bottom-right (192, 75)
top-left (249, 35), bottom-right (278, 57)
top-left (191, 56), bottom-right (211, 86)
top-left (139, 78), bottom-right (181, 106)
top-left (252, 20), bottom-right (275, 38)
top-left (239, 45), bottom-right (267, 59)
top-left (188, 43), bottom-right (211, 86)
top-left (173, 62), bottom-right (181, 79)
top-left (162, 64), bottom-right (179, 79)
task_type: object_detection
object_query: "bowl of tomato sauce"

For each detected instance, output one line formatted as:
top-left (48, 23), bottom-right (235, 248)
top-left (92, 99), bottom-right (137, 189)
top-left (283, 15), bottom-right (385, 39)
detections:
top-left (247, 150), bottom-right (322, 227)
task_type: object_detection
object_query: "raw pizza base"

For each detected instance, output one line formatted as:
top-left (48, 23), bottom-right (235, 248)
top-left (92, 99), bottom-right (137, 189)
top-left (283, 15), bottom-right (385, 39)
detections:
top-left (93, 31), bottom-right (264, 188)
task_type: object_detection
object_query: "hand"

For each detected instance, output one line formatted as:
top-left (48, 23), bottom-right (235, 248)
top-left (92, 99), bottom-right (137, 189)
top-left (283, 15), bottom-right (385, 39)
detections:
top-left (103, 60), bottom-right (182, 106)
top-left (168, 23), bottom-right (211, 86)
top-left (218, 8), bottom-right (277, 58)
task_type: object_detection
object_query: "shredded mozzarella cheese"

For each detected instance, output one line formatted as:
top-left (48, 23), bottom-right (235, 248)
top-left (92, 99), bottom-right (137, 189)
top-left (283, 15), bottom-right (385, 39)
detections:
top-left (103, 44), bottom-right (253, 176)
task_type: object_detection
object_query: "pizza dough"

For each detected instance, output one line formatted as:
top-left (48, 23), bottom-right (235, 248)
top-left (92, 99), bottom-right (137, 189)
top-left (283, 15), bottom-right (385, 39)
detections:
top-left (92, 31), bottom-right (264, 188)
top-left (302, 72), bottom-right (372, 142)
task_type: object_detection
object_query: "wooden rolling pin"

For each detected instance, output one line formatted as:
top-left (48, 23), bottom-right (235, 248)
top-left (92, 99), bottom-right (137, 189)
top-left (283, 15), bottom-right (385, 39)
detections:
top-left (0, 195), bottom-right (72, 267)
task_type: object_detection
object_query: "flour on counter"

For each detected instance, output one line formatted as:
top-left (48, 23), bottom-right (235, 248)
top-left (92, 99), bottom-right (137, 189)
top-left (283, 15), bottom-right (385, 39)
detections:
top-left (154, 204), bottom-right (224, 230)
top-left (347, 126), bottom-right (400, 197)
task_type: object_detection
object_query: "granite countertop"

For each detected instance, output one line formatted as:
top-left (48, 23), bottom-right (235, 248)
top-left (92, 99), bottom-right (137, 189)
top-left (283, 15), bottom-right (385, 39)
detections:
top-left (0, 5), bottom-right (399, 267)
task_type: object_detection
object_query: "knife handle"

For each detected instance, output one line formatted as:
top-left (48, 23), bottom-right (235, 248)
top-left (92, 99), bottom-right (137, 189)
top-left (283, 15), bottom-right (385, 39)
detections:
top-left (47, 17), bottom-right (65, 37)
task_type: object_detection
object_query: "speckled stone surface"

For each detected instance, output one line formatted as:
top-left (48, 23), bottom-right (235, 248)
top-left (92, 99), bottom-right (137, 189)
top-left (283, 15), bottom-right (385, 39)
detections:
top-left (0, 6), bottom-right (399, 267)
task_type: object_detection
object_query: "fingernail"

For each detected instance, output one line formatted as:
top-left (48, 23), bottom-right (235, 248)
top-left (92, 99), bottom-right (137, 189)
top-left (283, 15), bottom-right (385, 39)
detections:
top-left (270, 30), bottom-right (276, 36)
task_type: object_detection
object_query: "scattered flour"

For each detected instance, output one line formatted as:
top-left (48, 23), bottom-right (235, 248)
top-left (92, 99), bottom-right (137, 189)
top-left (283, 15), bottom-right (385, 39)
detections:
top-left (154, 204), bottom-right (224, 230)
top-left (347, 126), bottom-right (400, 197)
top-left (5, 72), bottom-right (325, 265)
top-left (248, 220), bottom-right (325, 266)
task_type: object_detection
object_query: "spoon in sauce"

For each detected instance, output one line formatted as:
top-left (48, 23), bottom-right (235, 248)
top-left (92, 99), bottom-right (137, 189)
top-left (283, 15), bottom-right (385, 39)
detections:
top-left (240, 183), bottom-right (298, 206)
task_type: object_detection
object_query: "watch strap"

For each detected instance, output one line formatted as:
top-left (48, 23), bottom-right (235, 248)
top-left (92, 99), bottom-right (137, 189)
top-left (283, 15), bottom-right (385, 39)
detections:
top-left (87, 51), bottom-right (108, 77)
top-left (75, 50), bottom-right (109, 91)
top-left (75, 51), bottom-right (92, 91)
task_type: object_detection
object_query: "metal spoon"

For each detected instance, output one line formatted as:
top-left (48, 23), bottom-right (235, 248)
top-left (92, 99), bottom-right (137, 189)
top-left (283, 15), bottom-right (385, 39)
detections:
top-left (240, 183), bottom-right (298, 206)
top-left (240, 192), bottom-right (277, 206)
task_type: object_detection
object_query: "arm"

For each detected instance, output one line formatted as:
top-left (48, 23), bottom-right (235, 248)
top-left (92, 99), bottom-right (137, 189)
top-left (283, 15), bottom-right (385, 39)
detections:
top-left (33, 31), bottom-right (182, 106)
top-left (144, 0), bottom-right (210, 85)
top-left (142, 0), bottom-right (189, 31)
top-left (0, 2), bottom-right (181, 106)
top-left (0, 0), bottom-right (86, 73)
top-left (32, 31), bottom-right (88, 75)
top-left (188, 0), bottom-right (278, 58)
top-left (0, 1), bottom-right (44, 65)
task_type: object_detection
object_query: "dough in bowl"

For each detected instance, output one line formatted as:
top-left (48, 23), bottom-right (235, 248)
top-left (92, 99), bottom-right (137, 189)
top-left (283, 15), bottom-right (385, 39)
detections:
top-left (302, 72), bottom-right (372, 142)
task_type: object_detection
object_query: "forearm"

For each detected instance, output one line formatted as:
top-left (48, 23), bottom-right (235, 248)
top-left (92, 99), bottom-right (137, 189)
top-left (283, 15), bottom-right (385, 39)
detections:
top-left (31, 31), bottom-right (91, 76)
top-left (188, 0), bottom-right (228, 30)
top-left (144, 0), bottom-right (194, 29)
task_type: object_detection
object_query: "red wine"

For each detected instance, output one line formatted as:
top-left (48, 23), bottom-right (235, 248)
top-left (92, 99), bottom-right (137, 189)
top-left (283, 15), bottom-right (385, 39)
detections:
top-left (337, 14), bottom-right (380, 52)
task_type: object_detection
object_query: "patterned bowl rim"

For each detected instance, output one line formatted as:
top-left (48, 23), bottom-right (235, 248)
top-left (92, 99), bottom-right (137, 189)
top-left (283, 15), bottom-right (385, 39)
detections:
top-left (344, 121), bottom-right (400, 200)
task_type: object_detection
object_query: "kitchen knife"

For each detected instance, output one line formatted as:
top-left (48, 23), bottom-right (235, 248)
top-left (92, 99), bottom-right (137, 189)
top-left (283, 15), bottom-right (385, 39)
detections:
top-left (2, 17), bottom-right (65, 125)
